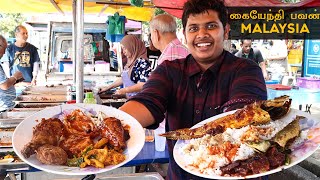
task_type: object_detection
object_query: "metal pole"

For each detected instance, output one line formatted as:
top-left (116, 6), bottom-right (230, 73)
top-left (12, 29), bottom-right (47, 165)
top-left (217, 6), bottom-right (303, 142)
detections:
top-left (76, 0), bottom-right (84, 102)
top-left (72, 0), bottom-right (77, 84)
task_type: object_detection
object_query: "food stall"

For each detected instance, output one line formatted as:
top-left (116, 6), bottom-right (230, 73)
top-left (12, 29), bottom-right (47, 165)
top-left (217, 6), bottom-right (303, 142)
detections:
top-left (1, 0), bottom-right (320, 180)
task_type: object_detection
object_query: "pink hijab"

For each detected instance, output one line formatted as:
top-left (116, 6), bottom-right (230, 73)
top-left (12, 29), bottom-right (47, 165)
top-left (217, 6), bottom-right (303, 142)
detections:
top-left (120, 35), bottom-right (148, 69)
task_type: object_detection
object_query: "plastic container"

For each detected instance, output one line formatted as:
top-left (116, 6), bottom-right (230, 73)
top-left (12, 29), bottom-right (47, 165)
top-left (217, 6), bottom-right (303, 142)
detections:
top-left (296, 77), bottom-right (320, 89)
top-left (63, 63), bottom-right (73, 73)
top-left (84, 92), bottom-right (97, 104)
top-left (95, 61), bottom-right (110, 73)
top-left (265, 80), bottom-right (280, 85)
top-left (154, 124), bottom-right (166, 152)
top-left (84, 64), bottom-right (95, 73)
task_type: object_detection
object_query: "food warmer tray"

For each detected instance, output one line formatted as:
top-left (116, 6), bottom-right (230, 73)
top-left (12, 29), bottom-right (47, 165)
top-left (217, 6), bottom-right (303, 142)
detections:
top-left (6, 111), bottom-right (38, 119)
top-left (13, 102), bottom-right (62, 109)
top-left (13, 95), bottom-right (67, 103)
top-left (23, 85), bottom-right (67, 95)
top-left (0, 119), bottom-right (23, 148)
top-left (0, 150), bottom-right (29, 172)
top-left (0, 119), bottom-right (23, 128)
top-left (97, 172), bottom-right (164, 180)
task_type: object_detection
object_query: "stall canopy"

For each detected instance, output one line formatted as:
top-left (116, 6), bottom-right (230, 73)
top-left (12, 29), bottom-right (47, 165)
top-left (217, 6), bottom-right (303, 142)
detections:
top-left (153, 0), bottom-right (320, 18)
top-left (0, 0), bottom-right (154, 22)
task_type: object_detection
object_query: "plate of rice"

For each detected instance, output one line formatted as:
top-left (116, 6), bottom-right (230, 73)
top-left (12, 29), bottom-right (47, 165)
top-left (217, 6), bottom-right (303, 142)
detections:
top-left (173, 109), bottom-right (320, 179)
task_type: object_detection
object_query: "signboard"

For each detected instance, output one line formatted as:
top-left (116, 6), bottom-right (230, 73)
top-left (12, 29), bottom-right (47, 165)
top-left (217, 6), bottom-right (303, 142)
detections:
top-left (303, 39), bottom-right (320, 77)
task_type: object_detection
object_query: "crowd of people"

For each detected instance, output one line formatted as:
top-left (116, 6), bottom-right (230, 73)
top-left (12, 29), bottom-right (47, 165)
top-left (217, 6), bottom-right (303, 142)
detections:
top-left (0, 0), bottom-right (296, 179)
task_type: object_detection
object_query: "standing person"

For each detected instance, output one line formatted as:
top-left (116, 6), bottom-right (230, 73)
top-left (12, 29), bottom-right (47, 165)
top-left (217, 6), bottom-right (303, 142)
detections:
top-left (235, 39), bottom-right (268, 80)
top-left (99, 35), bottom-right (151, 98)
top-left (146, 34), bottom-right (161, 70)
top-left (266, 40), bottom-right (289, 81)
top-left (119, 0), bottom-right (267, 179)
top-left (149, 14), bottom-right (190, 131)
top-left (230, 43), bottom-right (238, 54)
top-left (0, 35), bottom-right (23, 111)
top-left (149, 14), bottom-right (189, 65)
top-left (7, 25), bottom-right (40, 86)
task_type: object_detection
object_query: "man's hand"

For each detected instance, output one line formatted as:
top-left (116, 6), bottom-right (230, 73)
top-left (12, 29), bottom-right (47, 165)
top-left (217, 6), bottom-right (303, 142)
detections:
top-left (13, 71), bottom-right (23, 80)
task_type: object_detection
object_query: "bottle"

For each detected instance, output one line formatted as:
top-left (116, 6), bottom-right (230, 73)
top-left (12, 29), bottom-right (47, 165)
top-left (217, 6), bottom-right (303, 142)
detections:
top-left (154, 121), bottom-right (166, 151)
top-left (84, 92), bottom-right (97, 104)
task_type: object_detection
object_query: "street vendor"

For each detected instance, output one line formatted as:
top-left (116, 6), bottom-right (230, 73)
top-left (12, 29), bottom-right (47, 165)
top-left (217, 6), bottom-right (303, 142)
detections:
top-left (7, 25), bottom-right (40, 86)
top-left (119, 0), bottom-right (267, 179)
top-left (0, 35), bottom-right (23, 111)
top-left (99, 35), bottom-right (152, 98)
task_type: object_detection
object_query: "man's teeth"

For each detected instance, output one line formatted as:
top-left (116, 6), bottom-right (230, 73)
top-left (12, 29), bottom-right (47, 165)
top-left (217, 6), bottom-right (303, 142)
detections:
top-left (197, 43), bottom-right (211, 47)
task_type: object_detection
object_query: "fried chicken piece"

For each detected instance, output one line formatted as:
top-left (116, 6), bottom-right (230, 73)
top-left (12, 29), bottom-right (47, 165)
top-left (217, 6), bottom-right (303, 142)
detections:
top-left (101, 117), bottom-right (126, 151)
top-left (36, 144), bottom-right (68, 165)
top-left (21, 118), bottom-right (64, 158)
top-left (59, 135), bottom-right (93, 158)
top-left (63, 109), bottom-right (99, 138)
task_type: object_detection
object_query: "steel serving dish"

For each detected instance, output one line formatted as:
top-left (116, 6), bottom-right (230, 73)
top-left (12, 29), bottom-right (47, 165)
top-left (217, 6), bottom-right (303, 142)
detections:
top-left (0, 119), bottom-right (23, 148)
top-left (14, 95), bottom-right (67, 103)
top-left (23, 85), bottom-right (67, 95)
top-left (0, 120), bottom-right (28, 170)
top-left (97, 172), bottom-right (164, 180)
top-left (13, 102), bottom-right (62, 109)
top-left (0, 128), bottom-right (15, 147)
top-left (0, 119), bottom-right (23, 128)
top-left (6, 111), bottom-right (38, 119)
top-left (0, 150), bottom-right (29, 171)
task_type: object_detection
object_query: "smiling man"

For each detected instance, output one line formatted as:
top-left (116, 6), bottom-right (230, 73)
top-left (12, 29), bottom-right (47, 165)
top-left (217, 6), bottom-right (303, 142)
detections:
top-left (119, 0), bottom-right (267, 179)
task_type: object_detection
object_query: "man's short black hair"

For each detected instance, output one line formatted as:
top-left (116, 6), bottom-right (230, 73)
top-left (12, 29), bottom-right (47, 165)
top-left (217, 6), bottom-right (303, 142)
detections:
top-left (240, 39), bottom-right (253, 44)
top-left (182, 0), bottom-right (228, 31)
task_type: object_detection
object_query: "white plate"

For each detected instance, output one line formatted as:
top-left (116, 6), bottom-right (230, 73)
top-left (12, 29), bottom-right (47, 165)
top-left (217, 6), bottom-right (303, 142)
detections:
top-left (12, 104), bottom-right (145, 176)
top-left (174, 109), bottom-right (320, 179)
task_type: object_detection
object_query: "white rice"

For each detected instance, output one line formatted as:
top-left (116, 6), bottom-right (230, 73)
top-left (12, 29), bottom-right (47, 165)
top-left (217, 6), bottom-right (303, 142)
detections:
top-left (233, 144), bottom-right (255, 161)
top-left (181, 130), bottom-right (256, 175)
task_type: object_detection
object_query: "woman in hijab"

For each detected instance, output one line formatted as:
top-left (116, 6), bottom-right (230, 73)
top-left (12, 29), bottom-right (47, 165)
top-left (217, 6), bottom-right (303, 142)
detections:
top-left (99, 35), bottom-right (151, 98)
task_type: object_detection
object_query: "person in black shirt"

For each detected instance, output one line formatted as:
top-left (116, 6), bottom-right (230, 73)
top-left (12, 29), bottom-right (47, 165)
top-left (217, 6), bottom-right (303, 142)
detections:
top-left (235, 39), bottom-right (268, 80)
top-left (146, 35), bottom-right (161, 70)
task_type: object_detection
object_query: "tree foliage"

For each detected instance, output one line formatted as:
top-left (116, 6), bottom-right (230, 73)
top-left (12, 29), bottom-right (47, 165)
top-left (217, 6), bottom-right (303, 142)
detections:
top-left (0, 13), bottom-right (26, 37)
top-left (143, 8), bottom-right (183, 30)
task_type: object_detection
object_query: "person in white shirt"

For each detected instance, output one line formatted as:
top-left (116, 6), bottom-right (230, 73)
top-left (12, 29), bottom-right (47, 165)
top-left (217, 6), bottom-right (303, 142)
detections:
top-left (266, 40), bottom-right (289, 81)
top-left (149, 14), bottom-right (190, 66)
top-left (0, 35), bottom-right (23, 111)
